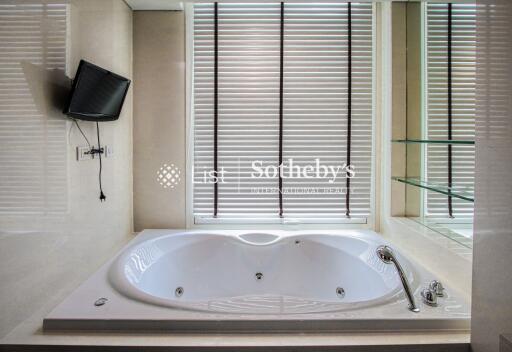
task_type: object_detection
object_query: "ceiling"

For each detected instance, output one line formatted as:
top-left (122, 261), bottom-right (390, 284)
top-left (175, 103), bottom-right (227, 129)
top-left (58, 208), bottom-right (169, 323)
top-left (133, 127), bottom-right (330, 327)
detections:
top-left (124, 0), bottom-right (183, 10)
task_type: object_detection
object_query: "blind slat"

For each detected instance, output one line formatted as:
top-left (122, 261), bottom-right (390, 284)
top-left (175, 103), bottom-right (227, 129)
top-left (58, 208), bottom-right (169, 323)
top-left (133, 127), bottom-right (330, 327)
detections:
top-left (193, 2), bottom-right (373, 222)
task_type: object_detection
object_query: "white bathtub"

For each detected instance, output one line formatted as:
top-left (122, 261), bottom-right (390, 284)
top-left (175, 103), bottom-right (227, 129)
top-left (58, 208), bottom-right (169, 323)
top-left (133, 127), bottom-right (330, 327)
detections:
top-left (44, 229), bottom-right (470, 332)
top-left (109, 231), bottom-right (414, 314)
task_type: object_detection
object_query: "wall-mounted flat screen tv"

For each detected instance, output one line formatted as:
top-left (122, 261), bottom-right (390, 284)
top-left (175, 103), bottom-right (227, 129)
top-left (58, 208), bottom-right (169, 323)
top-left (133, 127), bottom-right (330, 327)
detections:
top-left (63, 60), bottom-right (131, 121)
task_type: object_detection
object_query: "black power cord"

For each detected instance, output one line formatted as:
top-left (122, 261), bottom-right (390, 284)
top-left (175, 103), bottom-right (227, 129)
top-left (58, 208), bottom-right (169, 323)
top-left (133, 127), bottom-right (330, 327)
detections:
top-left (73, 119), bottom-right (91, 148)
top-left (96, 122), bottom-right (106, 201)
top-left (72, 119), bottom-right (106, 202)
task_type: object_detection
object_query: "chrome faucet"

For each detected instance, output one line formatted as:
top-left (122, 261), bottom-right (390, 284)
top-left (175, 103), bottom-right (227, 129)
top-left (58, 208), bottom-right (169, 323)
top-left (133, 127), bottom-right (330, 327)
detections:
top-left (429, 280), bottom-right (445, 297)
top-left (376, 245), bottom-right (419, 313)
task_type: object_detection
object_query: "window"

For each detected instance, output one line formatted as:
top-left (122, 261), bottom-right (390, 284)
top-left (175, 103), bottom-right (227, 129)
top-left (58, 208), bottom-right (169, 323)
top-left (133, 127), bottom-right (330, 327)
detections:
top-left (192, 2), bottom-right (374, 224)
top-left (425, 3), bottom-right (476, 220)
top-left (0, 3), bottom-right (68, 214)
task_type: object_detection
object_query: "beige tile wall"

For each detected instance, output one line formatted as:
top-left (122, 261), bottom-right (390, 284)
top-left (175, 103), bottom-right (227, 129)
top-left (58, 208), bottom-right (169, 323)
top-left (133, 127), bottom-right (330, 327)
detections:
top-left (471, 0), bottom-right (512, 350)
top-left (133, 11), bottom-right (186, 231)
top-left (0, 0), bottom-right (133, 338)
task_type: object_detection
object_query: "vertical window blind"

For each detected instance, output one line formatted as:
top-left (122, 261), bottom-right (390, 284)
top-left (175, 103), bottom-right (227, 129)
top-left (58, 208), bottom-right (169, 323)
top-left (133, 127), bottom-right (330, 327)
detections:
top-left (425, 3), bottom-right (476, 219)
top-left (193, 2), bottom-right (373, 223)
top-left (0, 3), bottom-right (68, 214)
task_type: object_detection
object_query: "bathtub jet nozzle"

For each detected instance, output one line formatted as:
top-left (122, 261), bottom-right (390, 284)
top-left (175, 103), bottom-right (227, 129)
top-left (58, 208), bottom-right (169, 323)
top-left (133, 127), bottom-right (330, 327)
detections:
top-left (376, 245), bottom-right (419, 313)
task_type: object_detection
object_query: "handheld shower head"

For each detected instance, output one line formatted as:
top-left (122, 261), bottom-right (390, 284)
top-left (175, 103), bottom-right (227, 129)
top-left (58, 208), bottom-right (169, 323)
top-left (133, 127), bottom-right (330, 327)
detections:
top-left (376, 245), bottom-right (419, 313)
top-left (376, 245), bottom-right (394, 264)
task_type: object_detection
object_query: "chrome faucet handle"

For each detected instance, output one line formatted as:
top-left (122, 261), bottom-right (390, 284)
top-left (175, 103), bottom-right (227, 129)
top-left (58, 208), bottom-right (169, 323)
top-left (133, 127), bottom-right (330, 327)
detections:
top-left (421, 288), bottom-right (438, 307)
top-left (429, 280), bottom-right (445, 297)
top-left (376, 246), bottom-right (419, 313)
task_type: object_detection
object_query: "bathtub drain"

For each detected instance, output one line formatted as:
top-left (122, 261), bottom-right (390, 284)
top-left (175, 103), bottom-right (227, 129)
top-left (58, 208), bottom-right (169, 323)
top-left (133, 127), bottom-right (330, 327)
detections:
top-left (336, 287), bottom-right (345, 299)
top-left (175, 287), bottom-right (184, 297)
top-left (255, 272), bottom-right (263, 281)
top-left (94, 297), bottom-right (108, 306)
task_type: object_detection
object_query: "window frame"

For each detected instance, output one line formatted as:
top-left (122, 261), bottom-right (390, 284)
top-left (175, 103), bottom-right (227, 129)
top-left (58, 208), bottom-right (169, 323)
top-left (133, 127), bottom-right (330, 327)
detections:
top-left (185, 2), bottom-right (377, 229)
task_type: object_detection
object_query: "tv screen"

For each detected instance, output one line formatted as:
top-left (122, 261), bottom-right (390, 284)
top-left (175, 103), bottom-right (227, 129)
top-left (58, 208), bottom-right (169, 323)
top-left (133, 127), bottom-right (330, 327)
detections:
top-left (64, 60), bottom-right (131, 121)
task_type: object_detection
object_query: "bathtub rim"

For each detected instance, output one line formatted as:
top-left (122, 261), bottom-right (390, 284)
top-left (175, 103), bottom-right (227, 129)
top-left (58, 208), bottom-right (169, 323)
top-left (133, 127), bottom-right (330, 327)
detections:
top-left (107, 229), bottom-right (422, 315)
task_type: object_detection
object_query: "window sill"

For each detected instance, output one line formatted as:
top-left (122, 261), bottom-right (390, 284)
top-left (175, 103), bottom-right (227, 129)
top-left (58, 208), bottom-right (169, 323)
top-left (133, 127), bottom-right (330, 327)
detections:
top-left (194, 216), bottom-right (368, 225)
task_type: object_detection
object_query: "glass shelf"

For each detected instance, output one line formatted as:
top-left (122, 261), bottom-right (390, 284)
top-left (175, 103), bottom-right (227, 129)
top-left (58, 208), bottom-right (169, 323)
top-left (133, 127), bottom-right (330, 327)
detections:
top-left (411, 217), bottom-right (473, 249)
top-left (391, 139), bottom-right (475, 145)
top-left (392, 177), bottom-right (474, 202)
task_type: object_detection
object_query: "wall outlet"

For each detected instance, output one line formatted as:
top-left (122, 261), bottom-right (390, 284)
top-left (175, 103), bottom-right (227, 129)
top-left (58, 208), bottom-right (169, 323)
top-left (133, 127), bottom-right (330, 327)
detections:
top-left (76, 145), bottom-right (113, 161)
top-left (104, 145), bottom-right (113, 158)
top-left (77, 146), bottom-right (93, 161)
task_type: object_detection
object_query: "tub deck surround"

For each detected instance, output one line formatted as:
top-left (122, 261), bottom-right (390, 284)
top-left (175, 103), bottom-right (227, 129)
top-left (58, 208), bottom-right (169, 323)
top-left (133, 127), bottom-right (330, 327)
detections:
top-left (43, 229), bottom-right (470, 332)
